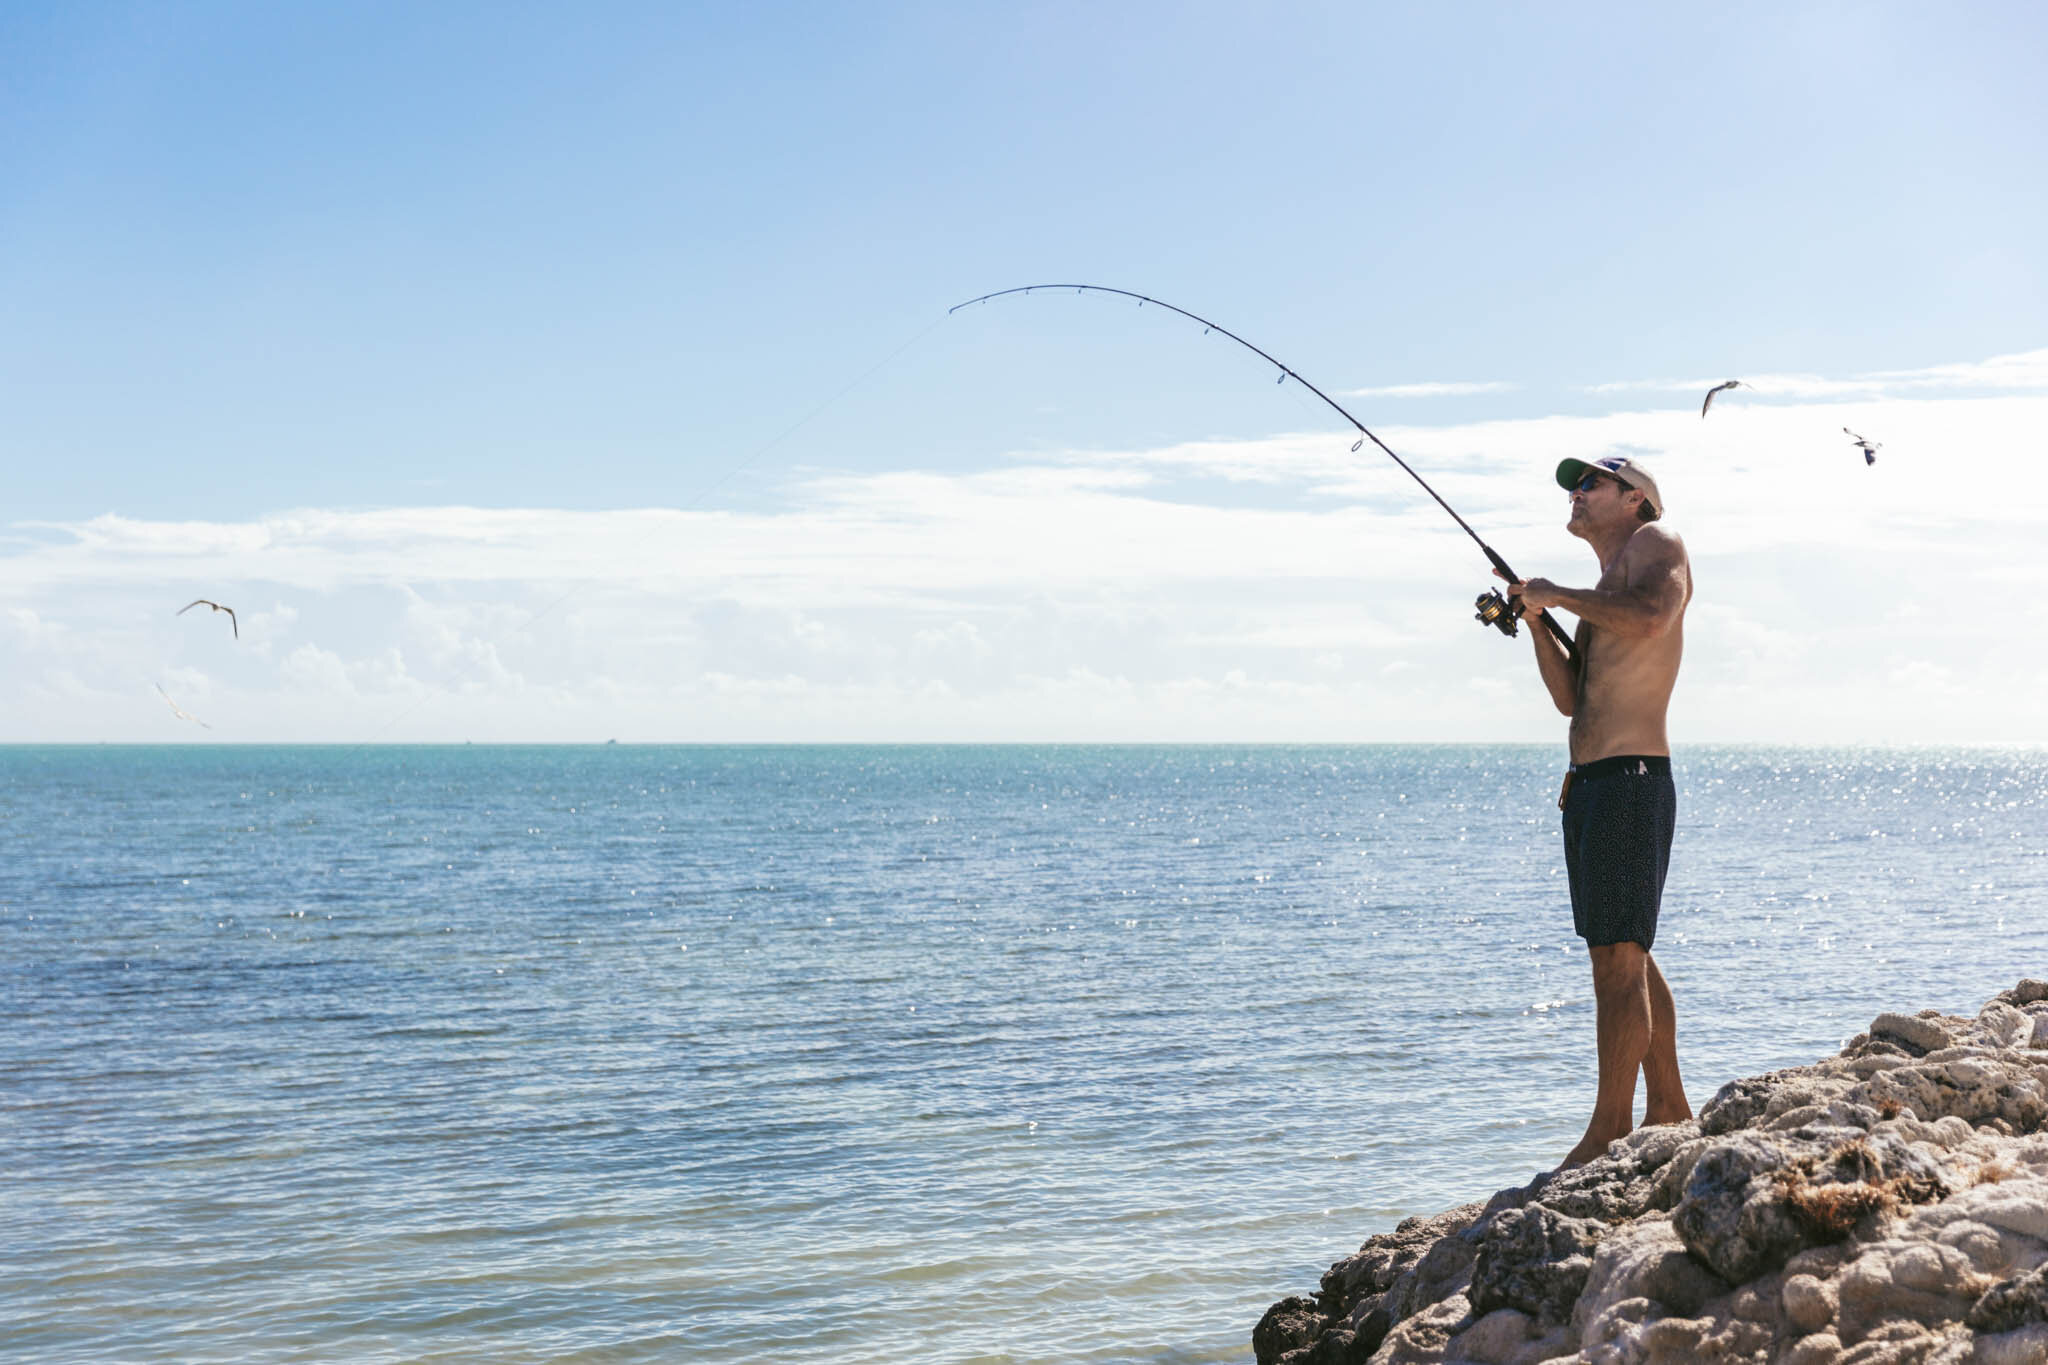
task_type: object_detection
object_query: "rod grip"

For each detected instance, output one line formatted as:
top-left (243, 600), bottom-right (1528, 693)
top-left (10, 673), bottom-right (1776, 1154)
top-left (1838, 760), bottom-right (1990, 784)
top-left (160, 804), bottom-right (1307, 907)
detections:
top-left (1539, 609), bottom-right (1579, 664)
top-left (1482, 543), bottom-right (1580, 667)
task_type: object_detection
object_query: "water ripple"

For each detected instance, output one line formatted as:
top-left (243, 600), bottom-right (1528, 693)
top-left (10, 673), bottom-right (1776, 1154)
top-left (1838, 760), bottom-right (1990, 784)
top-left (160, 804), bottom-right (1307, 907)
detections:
top-left (4, 743), bottom-right (2046, 1361)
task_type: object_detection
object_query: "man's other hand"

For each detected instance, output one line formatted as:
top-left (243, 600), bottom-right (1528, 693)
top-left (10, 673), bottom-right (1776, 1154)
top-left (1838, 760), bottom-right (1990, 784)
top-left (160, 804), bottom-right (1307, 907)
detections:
top-left (1513, 577), bottom-right (1563, 613)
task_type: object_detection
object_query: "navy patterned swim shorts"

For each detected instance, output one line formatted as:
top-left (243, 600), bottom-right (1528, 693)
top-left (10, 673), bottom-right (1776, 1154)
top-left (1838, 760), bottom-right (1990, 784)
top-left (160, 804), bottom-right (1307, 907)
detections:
top-left (1560, 754), bottom-right (1675, 950)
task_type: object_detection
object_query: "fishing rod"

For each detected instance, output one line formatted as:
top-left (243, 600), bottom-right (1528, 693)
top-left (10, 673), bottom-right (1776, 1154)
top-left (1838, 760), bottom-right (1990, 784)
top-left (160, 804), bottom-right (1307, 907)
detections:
top-left (950, 284), bottom-right (1578, 665)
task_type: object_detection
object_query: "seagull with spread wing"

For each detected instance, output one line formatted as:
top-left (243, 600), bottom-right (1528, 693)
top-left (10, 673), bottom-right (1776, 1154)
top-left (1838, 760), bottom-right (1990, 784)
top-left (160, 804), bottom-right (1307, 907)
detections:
top-left (1700, 380), bottom-right (1743, 418)
top-left (154, 683), bottom-right (212, 729)
top-left (177, 598), bottom-right (238, 639)
top-left (1843, 428), bottom-right (1881, 466)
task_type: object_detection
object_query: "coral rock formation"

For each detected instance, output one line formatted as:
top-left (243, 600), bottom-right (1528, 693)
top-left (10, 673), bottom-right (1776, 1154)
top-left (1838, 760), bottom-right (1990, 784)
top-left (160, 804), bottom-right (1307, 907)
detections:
top-left (1254, 980), bottom-right (2048, 1364)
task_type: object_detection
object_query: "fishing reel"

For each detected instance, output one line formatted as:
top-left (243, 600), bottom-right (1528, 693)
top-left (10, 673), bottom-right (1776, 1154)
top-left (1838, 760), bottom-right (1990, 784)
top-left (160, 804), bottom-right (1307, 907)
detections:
top-left (1474, 587), bottom-right (1523, 638)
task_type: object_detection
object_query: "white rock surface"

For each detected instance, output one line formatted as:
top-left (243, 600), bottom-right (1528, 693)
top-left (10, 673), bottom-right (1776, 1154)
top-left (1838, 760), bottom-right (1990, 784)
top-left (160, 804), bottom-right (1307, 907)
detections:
top-left (1254, 980), bottom-right (2048, 1365)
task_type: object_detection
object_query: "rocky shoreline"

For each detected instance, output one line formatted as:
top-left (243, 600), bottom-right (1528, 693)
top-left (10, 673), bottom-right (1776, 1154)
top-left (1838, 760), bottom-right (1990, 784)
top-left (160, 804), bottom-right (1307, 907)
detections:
top-left (1255, 980), bottom-right (2048, 1365)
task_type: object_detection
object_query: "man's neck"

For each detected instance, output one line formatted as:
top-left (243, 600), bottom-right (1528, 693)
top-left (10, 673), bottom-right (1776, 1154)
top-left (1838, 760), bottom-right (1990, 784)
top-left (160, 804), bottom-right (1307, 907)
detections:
top-left (1586, 521), bottom-right (1640, 574)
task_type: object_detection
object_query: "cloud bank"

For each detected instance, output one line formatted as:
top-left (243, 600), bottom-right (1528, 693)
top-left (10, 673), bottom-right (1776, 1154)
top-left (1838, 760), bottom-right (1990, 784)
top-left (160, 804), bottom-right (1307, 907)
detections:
top-left (7, 355), bottom-right (2047, 743)
top-left (1585, 346), bottom-right (2048, 400)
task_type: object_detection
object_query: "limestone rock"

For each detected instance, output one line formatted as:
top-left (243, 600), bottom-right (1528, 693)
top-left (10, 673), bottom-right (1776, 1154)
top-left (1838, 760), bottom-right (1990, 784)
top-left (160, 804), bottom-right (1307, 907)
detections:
top-left (1318, 1202), bottom-right (1485, 1322)
top-left (1378, 1223), bottom-right (1480, 1325)
top-left (1835, 1239), bottom-right (1988, 1343)
top-left (1944, 1178), bottom-right (2048, 1244)
top-left (1971, 1323), bottom-right (2048, 1365)
top-left (1628, 1310), bottom-right (1774, 1361)
top-left (1255, 981), bottom-right (2048, 1365)
top-left (1784, 1271), bottom-right (1839, 1331)
top-left (1254, 1295), bottom-right (1324, 1364)
top-left (1468, 1203), bottom-right (1609, 1325)
top-left (1573, 1214), bottom-right (1732, 1347)
top-left (1444, 1307), bottom-right (1534, 1363)
top-left (1672, 1127), bottom-right (1952, 1283)
top-left (1968, 1263), bottom-right (2048, 1334)
top-left (1367, 1290), bottom-right (1470, 1362)
top-left (1670, 1130), bottom-right (1835, 1282)
top-left (1872, 1012), bottom-right (1954, 1056)
top-left (1535, 1122), bottom-right (1705, 1224)
top-left (1783, 1330), bottom-right (1843, 1364)
top-left (1980, 1003), bottom-right (2035, 1050)
top-left (1866, 1058), bottom-right (2048, 1131)
top-left (1300, 1325), bottom-right (1359, 1364)
top-left (1768, 1098), bottom-right (1886, 1134)
top-left (1701, 1067), bottom-right (1825, 1136)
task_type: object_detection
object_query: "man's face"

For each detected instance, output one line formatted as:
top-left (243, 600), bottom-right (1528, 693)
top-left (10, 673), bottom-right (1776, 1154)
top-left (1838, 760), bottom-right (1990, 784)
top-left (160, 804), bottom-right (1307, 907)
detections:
top-left (1566, 471), bottom-right (1634, 538)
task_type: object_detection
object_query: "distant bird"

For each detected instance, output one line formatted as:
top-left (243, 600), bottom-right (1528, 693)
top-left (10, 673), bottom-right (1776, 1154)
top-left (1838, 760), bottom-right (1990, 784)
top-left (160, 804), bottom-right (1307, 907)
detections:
top-left (177, 598), bottom-right (237, 639)
top-left (1700, 380), bottom-right (1743, 418)
top-left (154, 683), bottom-right (212, 729)
top-left (1844, 428), bottom-right (1881, 466)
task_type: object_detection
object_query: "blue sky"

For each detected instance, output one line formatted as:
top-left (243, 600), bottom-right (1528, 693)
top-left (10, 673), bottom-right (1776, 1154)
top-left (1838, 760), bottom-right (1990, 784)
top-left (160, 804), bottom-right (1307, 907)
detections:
top-left (6, 3), bottom-right (2048, 741)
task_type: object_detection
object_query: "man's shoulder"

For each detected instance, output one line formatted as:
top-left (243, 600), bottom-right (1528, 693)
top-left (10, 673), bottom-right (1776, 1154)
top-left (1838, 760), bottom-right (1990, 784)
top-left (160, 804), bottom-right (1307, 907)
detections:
top-left (1625, 522), bottom-right (1687, 563)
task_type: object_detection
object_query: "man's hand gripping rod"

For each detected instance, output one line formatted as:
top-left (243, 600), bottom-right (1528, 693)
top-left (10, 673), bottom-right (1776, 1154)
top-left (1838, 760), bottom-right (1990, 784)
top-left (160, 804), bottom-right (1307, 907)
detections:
top-left (951, 284), bottom-right (1580, 668)
top-left (1473, 547), bottom-right (1575, 661)
top-left (1482, 544), bottom-right (1572, 663)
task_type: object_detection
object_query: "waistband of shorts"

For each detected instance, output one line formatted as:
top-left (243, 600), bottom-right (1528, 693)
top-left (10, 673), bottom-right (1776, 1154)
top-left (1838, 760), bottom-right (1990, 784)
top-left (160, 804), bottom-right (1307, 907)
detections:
top-left (1568, 754), bottom-right (1671, 781)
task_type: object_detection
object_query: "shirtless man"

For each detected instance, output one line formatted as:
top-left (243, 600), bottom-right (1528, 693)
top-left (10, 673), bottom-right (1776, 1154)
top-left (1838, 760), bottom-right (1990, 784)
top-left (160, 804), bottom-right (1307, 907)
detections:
top-left (1507, 455), bottom-right (1694, 1169)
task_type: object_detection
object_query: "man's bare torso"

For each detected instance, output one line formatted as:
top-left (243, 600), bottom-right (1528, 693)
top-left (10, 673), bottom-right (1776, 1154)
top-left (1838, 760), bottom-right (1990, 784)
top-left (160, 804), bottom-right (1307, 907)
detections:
top-left (1569, 526), bottom-right (1692, 765)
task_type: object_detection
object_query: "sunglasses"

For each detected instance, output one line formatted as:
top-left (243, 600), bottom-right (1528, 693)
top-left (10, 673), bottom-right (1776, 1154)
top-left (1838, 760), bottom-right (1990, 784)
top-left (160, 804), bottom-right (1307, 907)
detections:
top-left (1573, 472), bottom-right (1623, 493)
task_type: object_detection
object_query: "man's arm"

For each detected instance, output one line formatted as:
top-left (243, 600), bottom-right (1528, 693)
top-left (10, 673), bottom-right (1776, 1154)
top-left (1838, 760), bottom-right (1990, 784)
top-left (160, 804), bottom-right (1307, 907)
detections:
top-left (1494, 567), bottom-right (1580, 714)
top-left (1528, 609), bottom-right (1578, 715)
top-left (1515, 531), bottom-right (1689, 639)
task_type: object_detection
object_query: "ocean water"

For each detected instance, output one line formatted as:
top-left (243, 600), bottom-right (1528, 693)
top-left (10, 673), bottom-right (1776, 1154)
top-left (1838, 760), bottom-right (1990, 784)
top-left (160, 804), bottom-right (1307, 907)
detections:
top-left (4, 744), bottom-right (2046, 1363)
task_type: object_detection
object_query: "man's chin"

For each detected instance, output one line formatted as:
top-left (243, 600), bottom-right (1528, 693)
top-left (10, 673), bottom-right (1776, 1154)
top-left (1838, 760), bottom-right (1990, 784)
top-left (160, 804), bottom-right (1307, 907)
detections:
top-left (1565, 518), bottom-right (1590, 540)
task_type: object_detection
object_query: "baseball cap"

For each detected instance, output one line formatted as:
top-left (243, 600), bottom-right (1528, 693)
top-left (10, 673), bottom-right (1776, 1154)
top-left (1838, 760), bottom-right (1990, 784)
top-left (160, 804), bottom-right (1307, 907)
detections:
top-left (1555, 455), bottom-right (1663, 521)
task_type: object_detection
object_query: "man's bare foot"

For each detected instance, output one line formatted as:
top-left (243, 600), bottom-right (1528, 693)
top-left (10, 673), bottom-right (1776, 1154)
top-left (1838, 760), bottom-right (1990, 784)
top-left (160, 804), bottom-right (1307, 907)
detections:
top-left (1558, 1125), bottom-right (1629, 1171)
top-left (1641, 1103), bottom-right (1694, 1127)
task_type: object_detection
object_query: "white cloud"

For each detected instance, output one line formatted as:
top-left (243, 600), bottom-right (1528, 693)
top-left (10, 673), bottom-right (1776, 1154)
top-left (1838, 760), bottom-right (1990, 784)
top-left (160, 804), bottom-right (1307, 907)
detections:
top-left (1585, 347), bottom-right (2048, 399)
top-left (1887, 660), bottom-right (1962, 695)
top-left (912, 620), bottom-right (995, 662)
top-left (5, 607), bottom-right (54, 646)
top-left (6, 354), bottom-right (2047, 742)
top-left (278, 643), bottom-right (357, 695)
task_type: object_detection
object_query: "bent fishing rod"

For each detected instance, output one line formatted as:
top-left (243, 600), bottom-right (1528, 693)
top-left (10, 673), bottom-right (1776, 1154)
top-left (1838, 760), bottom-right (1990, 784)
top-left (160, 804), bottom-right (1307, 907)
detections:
top-left (950, 284), bottom-right (1578, 665)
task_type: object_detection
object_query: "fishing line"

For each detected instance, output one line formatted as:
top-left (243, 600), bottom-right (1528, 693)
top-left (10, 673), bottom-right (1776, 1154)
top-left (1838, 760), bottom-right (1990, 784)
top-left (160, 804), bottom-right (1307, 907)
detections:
top-left (339, 312), bottom-right (951, 750)
top-left (951, 284), bottom-right (1578, 663)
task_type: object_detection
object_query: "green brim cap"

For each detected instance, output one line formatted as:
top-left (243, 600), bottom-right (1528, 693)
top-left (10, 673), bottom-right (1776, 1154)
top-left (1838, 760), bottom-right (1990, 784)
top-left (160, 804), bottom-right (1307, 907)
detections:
top-left (1554, 456), bottom-right (1663, 520)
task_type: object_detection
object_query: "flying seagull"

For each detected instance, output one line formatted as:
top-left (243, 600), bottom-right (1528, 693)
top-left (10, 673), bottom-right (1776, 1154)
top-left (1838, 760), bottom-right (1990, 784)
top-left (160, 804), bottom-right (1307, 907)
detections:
top-left (154, 683), bottom-right (212, 729)
top-left (177, 598), bottom-right (238, 639)
top-left (1844, 428), bottom-right (1881, 466)
top-left (1700, 380), bottom-right (1743, 418)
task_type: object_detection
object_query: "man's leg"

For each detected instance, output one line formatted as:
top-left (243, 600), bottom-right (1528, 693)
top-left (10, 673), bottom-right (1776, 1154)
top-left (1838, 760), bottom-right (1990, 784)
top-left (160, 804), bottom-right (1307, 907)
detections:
top-left (1562, 941), bottom-right (1651, 1168)
top-left (1640, 953), bottom-right (1692, 1126)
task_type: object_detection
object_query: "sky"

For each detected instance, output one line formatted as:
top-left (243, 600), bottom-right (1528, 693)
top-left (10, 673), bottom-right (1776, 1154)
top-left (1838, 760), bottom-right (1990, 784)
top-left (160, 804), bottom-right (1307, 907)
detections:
top-left (5, 1), bottom-right (2047, 743)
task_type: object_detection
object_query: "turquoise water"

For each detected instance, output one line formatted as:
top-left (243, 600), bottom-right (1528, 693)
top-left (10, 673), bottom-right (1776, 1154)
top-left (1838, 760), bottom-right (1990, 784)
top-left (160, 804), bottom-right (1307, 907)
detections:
top-left (4, 744), bottom-right (2046, 1363)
